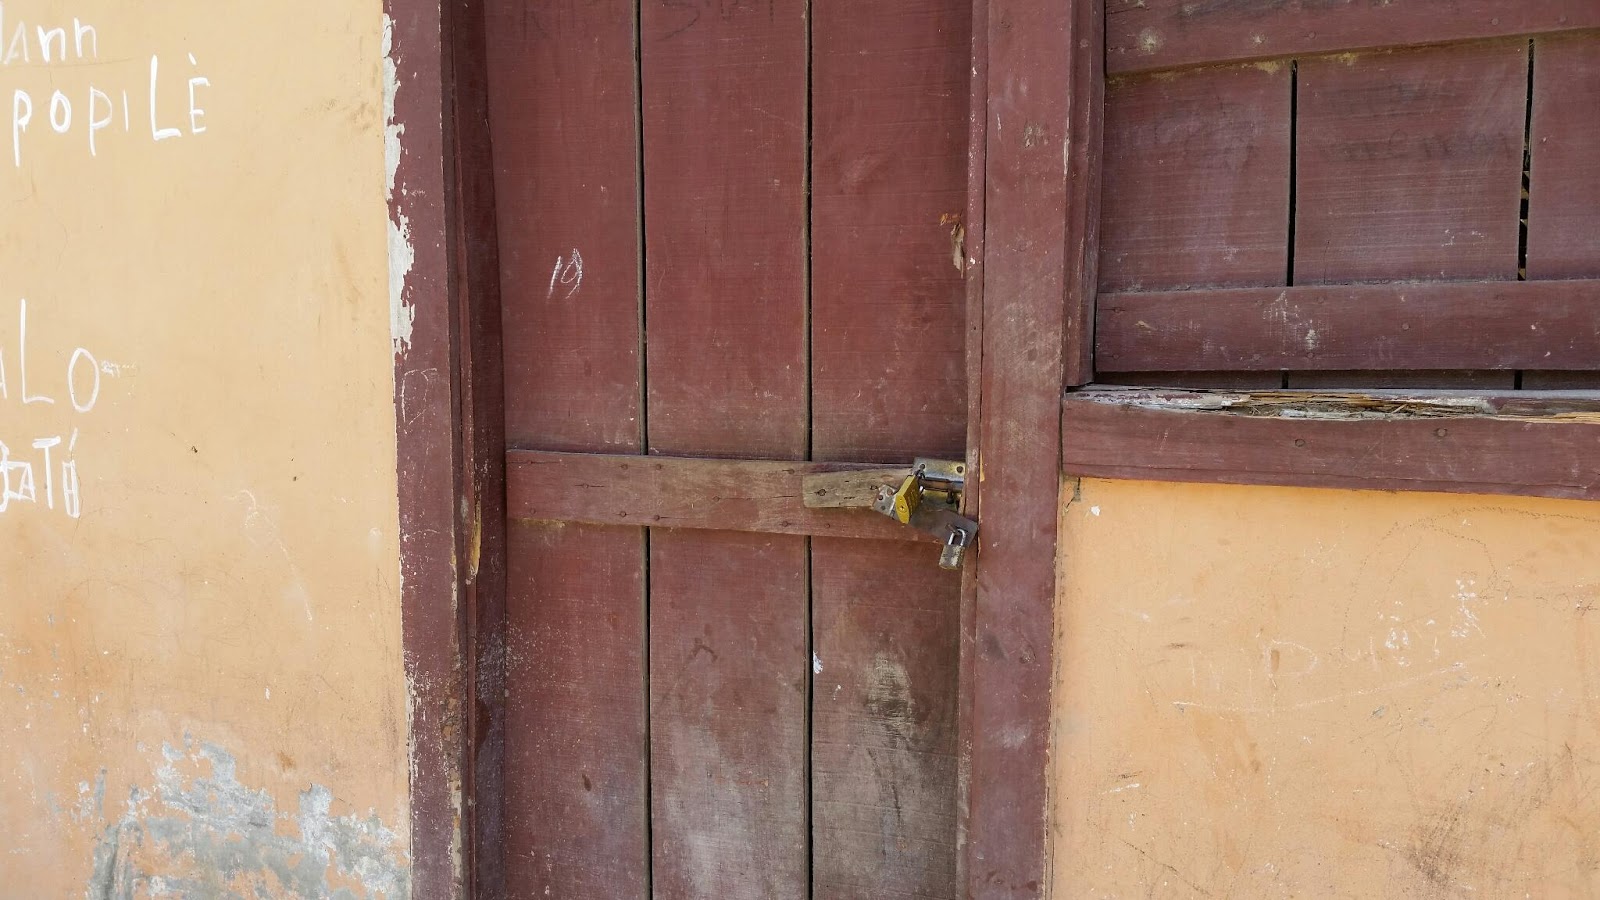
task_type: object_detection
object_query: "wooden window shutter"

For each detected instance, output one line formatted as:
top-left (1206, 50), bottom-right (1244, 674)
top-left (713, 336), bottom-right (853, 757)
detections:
top-left (1060, 2), bottom-right (1600, 501)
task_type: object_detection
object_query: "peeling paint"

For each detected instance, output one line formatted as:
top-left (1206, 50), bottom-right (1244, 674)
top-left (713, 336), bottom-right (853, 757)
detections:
top-left (87, 741), bottom-right (409, 899)
top-left (383, 15), bottom-right (415, 358)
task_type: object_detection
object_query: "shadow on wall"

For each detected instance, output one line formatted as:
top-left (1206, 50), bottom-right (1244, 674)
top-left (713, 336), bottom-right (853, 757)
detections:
top-left (88, 740), bottom-right (408, 899)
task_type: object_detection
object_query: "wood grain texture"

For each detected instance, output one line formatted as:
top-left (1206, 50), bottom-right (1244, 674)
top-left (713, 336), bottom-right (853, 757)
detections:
top-left (488, 0), bottom-right (643, 453)
top-left (968, 0), bottom-right (1093, 894)
top-left (957, 0), bottom-right (989, 888)
top-left (810, 538), bottom-right (962, 900)
top-left (450, 0), bottom-right (510, 890)
top-left (1529, 33), bottom-right (1600, 279)
top-left (641, 0), bottom-right (808, 461)
top-left (506, 450), bottom-right (934, 542)
top-left (810, 3), bottom-right (971, 892)
top-left (1106, 0), bottom-right (1600, 74)
top-left (811, 0), bottom-right (970, 463)
top-left (1099, 64), bottom-right (1291, 292)
top-left (1295, 41), bottom-right (1528, 284)
top-left (503, 522), bottom-right (648, 899)
top-left (1062, 0), bottom-right (1105, 386)
top-left (640, 3), bottom-right (811, 895)
top-left (387, 0), bottom-right (466, 895)
top-left (485, 2), bottom-right (649, 896)
top-left (648, 529), bottom-right (810, 899)
top-left (1097, 281), bottom-right (1600, 372)
top-left (1061, 390), bottom-right (1600, 500)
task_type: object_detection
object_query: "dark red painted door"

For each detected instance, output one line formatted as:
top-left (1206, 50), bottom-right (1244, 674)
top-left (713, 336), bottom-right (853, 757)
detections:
top-left (483, 2), bottom-right (975, 896)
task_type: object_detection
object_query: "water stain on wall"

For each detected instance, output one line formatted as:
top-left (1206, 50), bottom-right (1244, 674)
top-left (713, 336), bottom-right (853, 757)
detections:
top-left (87, 739), bottom-right (409, 899)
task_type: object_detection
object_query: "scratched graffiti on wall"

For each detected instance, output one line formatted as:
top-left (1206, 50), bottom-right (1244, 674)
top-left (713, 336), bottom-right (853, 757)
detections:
top-left (0, 298), bottom-right (126, 519)
top-left (1, 5), bottom-right (213, 169)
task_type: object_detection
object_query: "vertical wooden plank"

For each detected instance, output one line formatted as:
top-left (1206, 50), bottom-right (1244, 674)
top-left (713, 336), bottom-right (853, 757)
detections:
top-left (450, 0), bottom-right (510, 890)
top-left (1098, 65), bottom-right (1291, 292)
top-left (489, 0), bottom-right (643, 452)
top-left (811, 0), bottom-right (970, 464)
top-left (810, 540), bottom-right (962, 900)
top-left (387, 0), bottom-right (468, 895)
top-left (503, 522), bottom-right (649, 899)
top-left (485, 1), bottom-right (649, 896)
top-left (810, 4), bottom-right (969, 895)
top-left (1062, 0), bottom-right (1105, 386)
top-left (641, 0), bottom-right (809, 461)
top-left (640, 1), bottom-right (810, 896)
top-left (1528, 34), bottom-right (1600, 279)
top-left (1296, 42), bottom-right (1527, 284)
top-left (648, 530), bottom-right (810, 898)
top-left (967, 0), bottom-right (1094, 894)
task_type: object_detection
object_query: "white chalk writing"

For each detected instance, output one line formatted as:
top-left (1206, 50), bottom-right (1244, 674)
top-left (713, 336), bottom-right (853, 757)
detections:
top-left (2, 6), bottom-right (213, 169)
top-left (1, 298), bottom-right (121, 520)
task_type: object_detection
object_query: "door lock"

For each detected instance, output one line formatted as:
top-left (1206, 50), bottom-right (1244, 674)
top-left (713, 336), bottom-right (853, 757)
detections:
top-left (803, 458), bottom-right (977, 570)
top-left (870, 459), bottom-right (977, 570)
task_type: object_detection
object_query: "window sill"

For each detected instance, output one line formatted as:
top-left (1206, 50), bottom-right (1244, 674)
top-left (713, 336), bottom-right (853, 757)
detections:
top-left (1061, 387), bottom-right (1600, 501)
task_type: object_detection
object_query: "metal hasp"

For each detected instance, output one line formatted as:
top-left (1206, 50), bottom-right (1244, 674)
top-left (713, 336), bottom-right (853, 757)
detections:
top-left (801, 458), bottom-right (978, 568)
top-left (872, 459), bottom-right (979, 570)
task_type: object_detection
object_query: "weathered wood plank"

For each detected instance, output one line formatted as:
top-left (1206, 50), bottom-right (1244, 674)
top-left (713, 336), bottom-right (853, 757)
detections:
top-left (489, 0), bottom-right (643, 453)
top-left (811, 0), bottom-right (970, 464)
top-left (1063, 0), bottom-right (1106, 386)
top-left (506, 450), bottom-right (932, 542)
top-left (641, 1), bottom-right (808, 460)
top-left (388, 0), bottom-right (466, 894)
top-left (810, 2), bottom-right (972, 892)
top-left (1061, 389), bottom-right (1600, 501)
top-left (1107, 0), bottom-right (1600, 75)
top-left (640, 1), bottom-right (811, 894)
top-left (967, 0), bottom-right (1096, 894)
top-left (648, 529), bottom-right (810, 899)
top-left (1097, 281), bottom-right (1600, 372)
top-left (811, 538), bottom-right (962, 900)
top-left (485, 1), bottom-right (649, 895)
top-left (502, 522), bottom-right (648, 899)
top-left (451, 0), bottom-right (510, 888)
top-left (1099, 63), bottom-right (1291, 292)
top-left (1529, 33), bottom-right (1600, 279)
top-left (1295, 41), bottom-right (1527, 284)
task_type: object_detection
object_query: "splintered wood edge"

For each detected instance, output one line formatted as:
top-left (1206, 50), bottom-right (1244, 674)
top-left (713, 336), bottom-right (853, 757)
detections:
top-left (1062, 388), bottom-right (1600, 501)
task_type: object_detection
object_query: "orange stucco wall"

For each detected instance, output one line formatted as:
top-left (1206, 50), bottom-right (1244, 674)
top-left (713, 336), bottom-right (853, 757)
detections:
top-left (1054, 478), bottom-right (1600, 897)
top-left (0, 2), bottom-right (409, 895)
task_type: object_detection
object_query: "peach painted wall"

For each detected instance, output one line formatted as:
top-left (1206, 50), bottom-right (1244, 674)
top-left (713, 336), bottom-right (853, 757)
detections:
top-left (1054, 479), bottom-right (1600, 897)
top-left (0, 2), bottom-right (409, 895)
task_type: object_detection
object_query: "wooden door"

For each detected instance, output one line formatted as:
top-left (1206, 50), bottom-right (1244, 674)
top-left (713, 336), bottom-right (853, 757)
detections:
top-left (481, 2), bottom-right (977, 896)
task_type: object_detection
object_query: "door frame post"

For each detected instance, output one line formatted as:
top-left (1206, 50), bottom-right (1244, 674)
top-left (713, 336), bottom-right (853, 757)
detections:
top-left (387, 0), bottom-right (507, 897)
top-left (961, 0), bottom-right (1103, 896)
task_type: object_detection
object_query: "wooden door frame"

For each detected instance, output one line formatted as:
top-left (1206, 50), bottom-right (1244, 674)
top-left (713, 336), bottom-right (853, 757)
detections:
top-left (388, 0), bottom-right (507, 896)
top-left (389, 0), bottom-right (1100, 896)
top-left (962, 0), bottom-right (1102, 896)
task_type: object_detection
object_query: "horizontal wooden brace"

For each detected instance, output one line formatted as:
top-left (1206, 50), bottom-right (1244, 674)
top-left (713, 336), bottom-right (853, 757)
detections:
top-left (1061, 388), bottom-right (1600, 501)
top-left (1106, 0), bottom-right (1600, 75)
top-left (506, 449), bottom-right (935, 542)
top-left (1096, 280), bottom-right (1600, 372)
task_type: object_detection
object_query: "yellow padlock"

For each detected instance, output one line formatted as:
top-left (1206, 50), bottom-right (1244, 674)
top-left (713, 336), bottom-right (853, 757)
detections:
top-left (889, 468), bottom-right (923, 524)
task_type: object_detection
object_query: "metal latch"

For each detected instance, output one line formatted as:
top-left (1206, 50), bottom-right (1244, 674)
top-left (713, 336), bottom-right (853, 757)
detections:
top-left (804, 458), bottom-right (978, 570)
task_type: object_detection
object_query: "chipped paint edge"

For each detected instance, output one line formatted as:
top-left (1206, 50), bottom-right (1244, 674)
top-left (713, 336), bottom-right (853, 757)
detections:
top-left (384, 14), bottom-right (416, 359)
